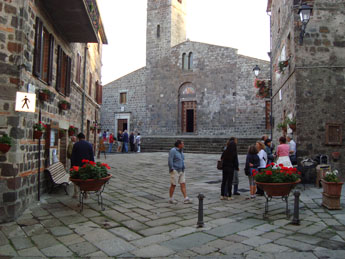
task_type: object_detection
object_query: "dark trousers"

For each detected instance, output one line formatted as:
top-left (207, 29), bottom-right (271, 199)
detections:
top-left (221, 166), bottom-right (234, 197)
top-left (130, 143), bottom-right (135, 152)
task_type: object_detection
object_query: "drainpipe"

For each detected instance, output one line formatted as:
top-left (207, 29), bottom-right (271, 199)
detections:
top-left (81, 45), bottom-right (88, 133)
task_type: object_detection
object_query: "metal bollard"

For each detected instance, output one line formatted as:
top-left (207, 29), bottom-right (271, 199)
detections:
top-left (197, 193), bottom-right (205, 228)
top-left (291, 191), bottom-right (300, 225)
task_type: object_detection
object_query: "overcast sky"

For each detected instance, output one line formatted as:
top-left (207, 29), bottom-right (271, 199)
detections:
top-left (98, 0), bottom-right (270, 85)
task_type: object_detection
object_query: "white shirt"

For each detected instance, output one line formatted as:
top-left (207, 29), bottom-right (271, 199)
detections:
top-left (289, 139), bottom-right (296, 155)
top-left (136, 135), bottom-right (141, 144)
top-left (258, 149), bottom-right (267, 169)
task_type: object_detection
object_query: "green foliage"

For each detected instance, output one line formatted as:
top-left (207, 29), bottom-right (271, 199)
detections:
top-left (254, 163), bottom-right (301, 183)
top-left (0, 134), bottom-right (13, 146)
top-left (324, 170), bottom-right (340, 183)
top-left (277, 119), bottom-right (288, 130)
top-left (33, 121), bottom-right (47, 132)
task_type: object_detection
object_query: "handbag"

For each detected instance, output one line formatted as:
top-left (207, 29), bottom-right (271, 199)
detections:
top-left (217, 160), bottom-right (223, 170)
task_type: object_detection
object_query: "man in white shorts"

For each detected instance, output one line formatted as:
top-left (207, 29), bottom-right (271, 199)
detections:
top-left (168, 140), bottom-right (192, 204)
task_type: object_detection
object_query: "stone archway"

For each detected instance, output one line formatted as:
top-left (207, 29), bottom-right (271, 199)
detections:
top-left (179, 83), bottom-right (197, 133)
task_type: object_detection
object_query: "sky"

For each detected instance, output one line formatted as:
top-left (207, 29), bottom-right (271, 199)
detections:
top-left (97, 0), bottom-right (270, 85)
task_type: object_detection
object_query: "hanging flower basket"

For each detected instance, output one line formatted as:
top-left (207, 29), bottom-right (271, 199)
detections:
top-left (58, 100), bottom-right (70, 110)
top-left (0, 134), bottom-right (13, 153)
top-left (331, 152), bottom-right (340, 161)
top-left (38, 89), bottom-right (53, 102)
top-left (33, 130), bottom-right (43, 139)
top-left (68, 126), bottom-right (77, 136)
top-left (0, 143), bottom-right (11, 153)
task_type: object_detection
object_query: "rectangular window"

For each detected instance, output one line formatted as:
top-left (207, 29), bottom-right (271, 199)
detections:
top-left (89, 72), bottom-right (92, 96)
top-left (33, 17), bottom-right (54, 85)
top-left (56, 45), bottom-right (71, 96)
top-left (325, 123), bottom-right (342, 145)
top-left (75, 53), bottom-right (81, 84)
top-left (120, 92), bottom-right (127, 104)
top-left (96, 82), bottom-right (102, 105)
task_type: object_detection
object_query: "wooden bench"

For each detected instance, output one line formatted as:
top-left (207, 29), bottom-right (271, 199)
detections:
top-left (44, 162), bottom-right (71, 195)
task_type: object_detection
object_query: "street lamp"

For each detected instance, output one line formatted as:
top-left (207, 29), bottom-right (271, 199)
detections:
top-left (253, 65), bottom-right (261, 78)
top-left (298, 4), bottom-right (313, 44)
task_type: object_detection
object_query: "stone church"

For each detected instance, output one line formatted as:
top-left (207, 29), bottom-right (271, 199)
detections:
top-left (101, 0), bottom-right (270, 140)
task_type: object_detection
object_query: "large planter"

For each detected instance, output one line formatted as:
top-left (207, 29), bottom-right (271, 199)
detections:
top-left (256, 179), bottom-right (301, 197)
top-left (0, 143), bottom-right (11, 153)
top-left (70, 174), bottom-right (112, 192)
top-left (321, 179), bottom-right (343, 196)
top-left (33, 130), bottom-right (43, 139)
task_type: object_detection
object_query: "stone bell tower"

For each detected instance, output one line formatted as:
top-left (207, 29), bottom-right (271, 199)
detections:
top-left (146, 0), bottom-right (187, 66)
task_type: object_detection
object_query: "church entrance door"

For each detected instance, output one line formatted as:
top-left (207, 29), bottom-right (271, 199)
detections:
top-left (118, 119), bottom-right (128, 132)
top-left (182, 101), bottom-right (196, 133)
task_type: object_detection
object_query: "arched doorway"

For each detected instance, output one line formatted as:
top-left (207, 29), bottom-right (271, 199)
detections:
top-left (179, 83), bottom-right (196, 133)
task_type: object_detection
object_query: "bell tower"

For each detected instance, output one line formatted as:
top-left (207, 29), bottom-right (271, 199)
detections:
top-left (146, 0), bottom-right (187, 66)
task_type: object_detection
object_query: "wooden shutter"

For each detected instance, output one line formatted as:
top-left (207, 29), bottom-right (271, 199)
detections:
top-left (65, 56), bottom-right (72, 96)
top-left (99, 84), bottom-right (102, 104)
top-left (33, 17), bottom-right (43, 77)
top-left (56, 45), bottom-right (62, 92)
top-left (47, 34), bottom-right (54, 85)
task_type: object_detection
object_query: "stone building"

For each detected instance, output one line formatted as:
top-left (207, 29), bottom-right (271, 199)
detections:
top-left (0, 0), bottom-right (107, 222)
top-left (102, 0), bottom-right (270, 140)
top-left (267, 0), bottom-right (345, 177)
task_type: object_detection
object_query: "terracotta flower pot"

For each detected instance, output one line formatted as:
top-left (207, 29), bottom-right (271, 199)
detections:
top-left (331, 152), bottom-right (340, 160)
top-left (289, 124), bottom-right (296, 131)
top-left (39, 92), bottom-right (49, 102)
top-left (59, 103), bottom-right (68, 110)
top-left (321, 179), bottom-right (343, 196)
top-left (33, 130), bottom-right (43, 139)
top-left (0, 143), bottom-right (11, 153)
top-left (70, 174), bottom-right (112, 192)
top-left (255, 179), bottom-right (301, 197)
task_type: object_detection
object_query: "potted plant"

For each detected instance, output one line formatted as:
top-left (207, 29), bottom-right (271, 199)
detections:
top-left (254, 163), bottom-right (301, 197)
top-left (321, 170), bottom-right (343, 209)
top-left (0, 134), bottom-right (13, 153)
top-left (90, 125), bottom-right (96, 133)
top-left (33, 121), bottom-right (47, 139)
top-left (331, 152), bottom-right (340, 161)
top-left (68, 125), bottom-right (77, 136)
top-left (277, 119), bottom-right (288, 132)
top-left (39, 89), bottom-right (53, 102)
top-left (69, 160), bottom-right (112, 192)
top-left (287, 117), bottom-right (296, 131)
top-left (58, 100), bottom-right (70, 110)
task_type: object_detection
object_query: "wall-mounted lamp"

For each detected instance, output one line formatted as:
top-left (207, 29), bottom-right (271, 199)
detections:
top-left (298, 4), bottom-right (313, 44)
top-left (253, 65), bottom-right (261, 78)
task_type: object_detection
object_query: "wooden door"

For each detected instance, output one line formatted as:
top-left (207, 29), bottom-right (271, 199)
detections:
top-left (181, 101), bottom-right (196, 133)
top-left (118, 119), bottom-right (128, 132)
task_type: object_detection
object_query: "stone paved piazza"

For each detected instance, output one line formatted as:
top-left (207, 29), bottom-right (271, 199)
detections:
top-left (1, 152), bottom-right (345, 258)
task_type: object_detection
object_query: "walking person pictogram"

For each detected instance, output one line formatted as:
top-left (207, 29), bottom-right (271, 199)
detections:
top-left (21, 96), bottom-right (30, 109)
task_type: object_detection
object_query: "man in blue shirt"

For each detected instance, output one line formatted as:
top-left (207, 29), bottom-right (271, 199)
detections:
top-left (122, 130), bottom-right (129, 153)
top-left (168, 140), bottom-right (192, 204)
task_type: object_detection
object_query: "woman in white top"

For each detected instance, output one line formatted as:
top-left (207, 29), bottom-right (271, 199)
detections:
top-left (256, 141), bottom-right (267, 169)
top-left (255, 141), bottom-right (267, 196)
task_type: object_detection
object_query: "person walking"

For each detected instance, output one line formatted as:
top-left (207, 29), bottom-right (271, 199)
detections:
top-left (129, 132), bottom-right (135, 152)
top-left (136, 133), bottom-right (141, 152)
top-left (168, 140), bottom-right (192, 204)
top-left (244, 145), bottom-right (260, 199)
top-left (108, 133), bottom-right (114, 153)
top-left (117, 130), bottom-right (123, 152)
top-left (220, 137), bottom-right (239, 200)
top-left (122, 130), bottom-right (129, 153)
top-left (255, 141), bottom-right (267, 196)
top-left (97, 137), bottom-right (106, 159)
top-left (287, 135), bottom-right (297, 165)
top-left (71, 133), bottom-right (95, 198)
top-left (264, 138), bottom-right (274, 164)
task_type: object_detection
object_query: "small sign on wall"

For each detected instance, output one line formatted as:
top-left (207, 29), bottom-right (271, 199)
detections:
top-left (15, 92), bottom-right (36, 113)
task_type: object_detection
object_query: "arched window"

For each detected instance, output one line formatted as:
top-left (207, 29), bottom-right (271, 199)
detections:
top-left (188, 52), bottom-right (193, 70)
top-left (182, 53), bottom-right (187, 70)
top-left (157, 25), bottom-right (160, 38)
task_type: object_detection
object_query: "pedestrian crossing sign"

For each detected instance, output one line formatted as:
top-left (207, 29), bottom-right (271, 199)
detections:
top-left (15, 92), bottom-right (36, 113)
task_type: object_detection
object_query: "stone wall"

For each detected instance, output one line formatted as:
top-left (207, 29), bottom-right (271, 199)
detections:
top-left (269, 0), bottom-right (345, 178)
top-left (0, 0), bottom-right (104, 222)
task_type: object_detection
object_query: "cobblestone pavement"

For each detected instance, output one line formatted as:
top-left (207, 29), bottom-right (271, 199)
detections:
top-left (1, 152), bottom-right (345, 258)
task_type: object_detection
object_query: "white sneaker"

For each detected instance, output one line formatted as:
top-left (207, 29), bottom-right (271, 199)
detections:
top-left (220, 196), bottom-right (226, 200)
top-left (169, 199), bottom-right (178, 204)
top-left (183, 198), bottom-right (192, 204)
top-left (227, 197), bottom-right (234, 200)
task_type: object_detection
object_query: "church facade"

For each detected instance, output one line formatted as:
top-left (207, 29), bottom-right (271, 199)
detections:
top-left (101, 0), bottom-right (270, 138)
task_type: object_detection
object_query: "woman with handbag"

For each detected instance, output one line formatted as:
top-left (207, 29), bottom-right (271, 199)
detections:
top-left (220, 137), bottom-right (239, 200)
top-left (244, 145), bottom-right (260, 199)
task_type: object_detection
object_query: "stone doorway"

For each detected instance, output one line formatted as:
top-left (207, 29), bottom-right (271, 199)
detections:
top-left (182, 101), bottom-right (196, 133)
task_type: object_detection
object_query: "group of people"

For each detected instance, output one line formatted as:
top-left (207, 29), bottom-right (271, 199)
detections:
top-left (96, 130), bottom-right (142, 158)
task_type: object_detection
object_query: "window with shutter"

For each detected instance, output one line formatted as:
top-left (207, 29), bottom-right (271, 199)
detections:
top-left (325, 123), bottom-right (342, 145)
top-left (89, 72), bottom-right (92, 96)
top-left (76, 53), bottom-right (81, 84)
top-left (33, 17), bottom-right (54, 84)
top-left (56, 45), bottom-right (71, 96)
